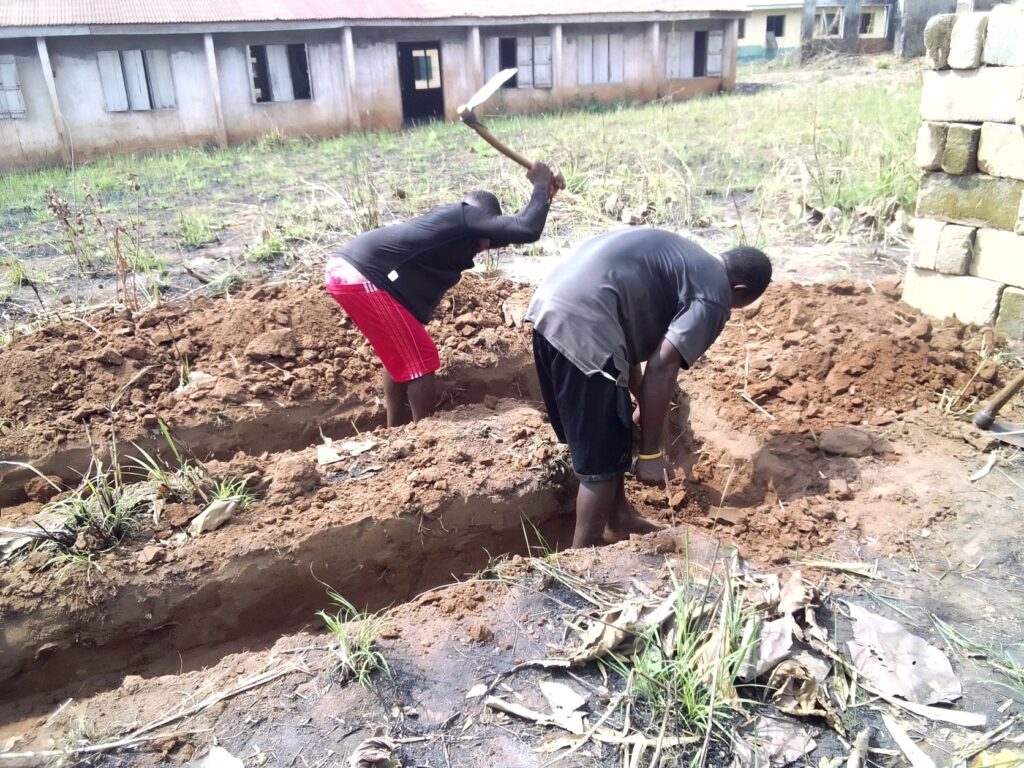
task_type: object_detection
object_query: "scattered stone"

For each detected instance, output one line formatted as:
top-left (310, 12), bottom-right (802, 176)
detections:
top-left (468, 623), bottom-right (494, 643)
top-left (23, 476), bottom-right (62, 503)
top-left (454, 312), bottom-right (480, 328)
top-left (875, 275), bottom-right (903, 299)
top-left (211, 377), bottom-right (247, 404)
top-left (818, 427), bottom-right (875, 457)
top-left (828, 477), bottom-right (853, 500)
top-left (122, 674), bottom-right (145, 693)
top-left (244, 328), bottom-right (298, 360)
top-left (268, 454), bottom-right (321, 499)
top-left (709, 508), bottom-right (745, 525)
top-left (91, 347), bottom-right (125, 366)
top-left (187, 499), bottom-right (239, 536)
top-left (288, 380), bottom-right (313, 400)
top-left (407, 467), bottom-right (443, 485)
top-left (121, 343), bottom-right (148, 360)
top-left (138, 545), bottom-right (166, 564)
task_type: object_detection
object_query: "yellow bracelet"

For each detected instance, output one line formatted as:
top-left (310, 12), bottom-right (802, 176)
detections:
top-left (637, 451), bottom-right (663, 460)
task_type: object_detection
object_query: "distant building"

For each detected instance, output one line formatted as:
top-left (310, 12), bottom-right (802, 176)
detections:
top-left (0, 0), bottom-right (749, 170)
top-left (737, 0), bottom-right (803, 61)
top-left (738, 0), bottom-right (894, 62)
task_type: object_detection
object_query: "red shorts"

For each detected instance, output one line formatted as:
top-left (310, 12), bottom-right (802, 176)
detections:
top-left (326, 276), bottom-right (440, 383)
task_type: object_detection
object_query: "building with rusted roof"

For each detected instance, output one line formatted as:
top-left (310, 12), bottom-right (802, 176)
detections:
top-left (0, 1), bottom-right (750, 168)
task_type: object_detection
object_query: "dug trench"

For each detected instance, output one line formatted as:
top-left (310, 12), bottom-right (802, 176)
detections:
top-left (1, 272), bottom-right (1017, 730)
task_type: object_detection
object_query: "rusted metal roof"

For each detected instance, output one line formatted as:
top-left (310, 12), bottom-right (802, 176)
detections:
top-left (1, 0), bottom-right (749, 27)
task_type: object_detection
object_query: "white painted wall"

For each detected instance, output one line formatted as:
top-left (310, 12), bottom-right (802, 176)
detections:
top-left (47, 34), bottom-right (219, 161)
top-left (214, 30), bottom-right (352, 143)
top-left (0, 39), bottom-right (61, 168)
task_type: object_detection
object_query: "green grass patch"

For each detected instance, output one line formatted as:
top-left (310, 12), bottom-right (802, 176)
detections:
top-left (176, 209), bottom-right (220, 248)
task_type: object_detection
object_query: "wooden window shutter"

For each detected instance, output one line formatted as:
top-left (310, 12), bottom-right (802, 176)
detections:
top-left (145, 49), bottom-right (176, 109)
top-left (97, 50), bottom-right (129, 112)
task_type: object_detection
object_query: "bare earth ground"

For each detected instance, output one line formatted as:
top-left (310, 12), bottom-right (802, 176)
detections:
top-left (2, 59), bottom-right (1024, 768)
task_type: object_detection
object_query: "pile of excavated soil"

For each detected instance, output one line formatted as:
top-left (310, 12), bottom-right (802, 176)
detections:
top-left (688, 277), bottom-right (1002, 435)
top-left (0, 276), bottom-right (533, 459)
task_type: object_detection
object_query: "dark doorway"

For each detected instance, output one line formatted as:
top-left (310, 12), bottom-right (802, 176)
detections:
top-left (693, 30), bottom-right (708, 77)
top-left (397, 41), bottom-right (444, 125)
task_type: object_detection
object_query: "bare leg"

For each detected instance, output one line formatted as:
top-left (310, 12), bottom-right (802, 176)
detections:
top-left (605, 476), bottom-right (662, 542)
top-left (383, 371), bottom-right (411, 428)
top-left (407, 372), bottom-right (436, 422)
top-left (574, 478), bottom-right (618, 548)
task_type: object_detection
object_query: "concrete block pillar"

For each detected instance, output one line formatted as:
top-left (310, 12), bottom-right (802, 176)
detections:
top-left (342, 27), bottom-right (361, 131)
top-left (552, 24), bottom-right (565, 100)
top-left (468, 26), bottom-right (484, 94)
top-left (722, 19), bottom-right (738, 91)
top-left (800, 0), bottom-right (817, 62)
top-left (35, 38), bottom-right (71, 164)
top-left (203, 34), bottom-right (228, 148)
top-left (647, 22), bottom-right (661, 99)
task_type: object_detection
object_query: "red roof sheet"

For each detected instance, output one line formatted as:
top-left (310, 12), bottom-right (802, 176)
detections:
top-left (0, 0), bottom-right (748, 27)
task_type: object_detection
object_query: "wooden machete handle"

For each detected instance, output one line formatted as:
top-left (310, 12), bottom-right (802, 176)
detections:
top-left (974, 369), bottom-right (1024, 430)
top-left (468, 122), bottom-right (533, 170)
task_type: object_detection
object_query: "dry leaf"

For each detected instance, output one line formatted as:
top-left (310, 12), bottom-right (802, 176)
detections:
top-left (846, 604), bottom-right (960, 705)
top-left (539, 681), bottom-right (587, 717)
top-left (778, 570), bottom-right (814, 615)
top-left (348, 736), bottom-right (401, 768)
top-left (768, 659), bottom-right (845, 735)
top-left (734, 716), bottom-right (817, 767)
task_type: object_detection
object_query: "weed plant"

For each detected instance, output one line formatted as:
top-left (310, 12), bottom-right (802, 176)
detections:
top-left (317, 590), bottom-right (392, 687)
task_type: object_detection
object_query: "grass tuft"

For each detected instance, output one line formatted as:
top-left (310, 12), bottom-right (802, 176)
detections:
top-left (317, 590), bottom-right (392, 687)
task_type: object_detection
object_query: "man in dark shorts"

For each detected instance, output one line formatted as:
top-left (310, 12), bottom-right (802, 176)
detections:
top-left (526, 227), bottom-right (772, 548)
top-left (326, 162), bottom-right (563, 427)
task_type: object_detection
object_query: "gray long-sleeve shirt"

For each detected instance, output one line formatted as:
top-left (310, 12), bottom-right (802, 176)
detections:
top-left (526, 228), bottom-right (732, 386)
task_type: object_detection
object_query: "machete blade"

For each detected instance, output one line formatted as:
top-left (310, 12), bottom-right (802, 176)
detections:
top-left (467, 68), bottom-right (518, 110)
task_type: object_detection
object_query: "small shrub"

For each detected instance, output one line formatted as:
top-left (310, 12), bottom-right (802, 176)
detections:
top-left (177, 209), bottom-right (219, 247)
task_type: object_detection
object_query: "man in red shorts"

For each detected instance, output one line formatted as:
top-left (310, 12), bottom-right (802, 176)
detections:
top-left (326, 161), bottom-right (562, 427)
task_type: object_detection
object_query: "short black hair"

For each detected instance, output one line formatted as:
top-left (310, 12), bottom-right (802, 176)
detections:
top-left (464, 190), bottom-right (501, 216)
top-left (722, 246), bottom-right (772, 301)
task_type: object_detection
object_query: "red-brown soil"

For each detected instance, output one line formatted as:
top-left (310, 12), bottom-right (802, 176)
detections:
top-left (2, 272), bottom-right (1021, 754)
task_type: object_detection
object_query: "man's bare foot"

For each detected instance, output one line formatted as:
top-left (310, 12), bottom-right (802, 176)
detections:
top-left (604, 512), bottom-right (662, 543)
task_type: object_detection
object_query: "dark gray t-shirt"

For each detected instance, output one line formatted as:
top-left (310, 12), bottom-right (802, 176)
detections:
top-left (526, 227), bottom-right (732, 386)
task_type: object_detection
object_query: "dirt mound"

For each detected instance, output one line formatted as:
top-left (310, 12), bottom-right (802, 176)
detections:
top-left (687, 278), bottom-right (1000, 435)
top-left (0, 276), bottom-right (532, 460)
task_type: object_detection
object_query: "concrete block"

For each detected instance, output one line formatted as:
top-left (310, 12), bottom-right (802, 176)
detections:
top-left (970, 228), bottom-right (1024, 289)
top-left (921, 69), bottom-right (1024, 124)
top-left (982, 3), bottom-right (1024, 67)
top-left (978, 122), bottom-right (1024, 182)
top-left (916, 172), bottom-right (1024, 230)
top-left (902, 267), bottom-right (1003, 326)
top-left (916, 122), bottom-right (948, 171)
top-left (936, 224), bottom-right (976, 275)
top-left (912, 218), bottom-right (945, 269)
top-left (924, 14), bottom-right (957, 69)
top-left (947, 13), bottom-right (988, 69)
top-left (995, 287), bottom-right (1024, 341)
top-left (941, 123), bottom-right (981, 175)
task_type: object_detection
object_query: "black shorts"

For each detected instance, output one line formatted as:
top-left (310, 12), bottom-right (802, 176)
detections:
top-left (532, 330), bottom-right (632, 482)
